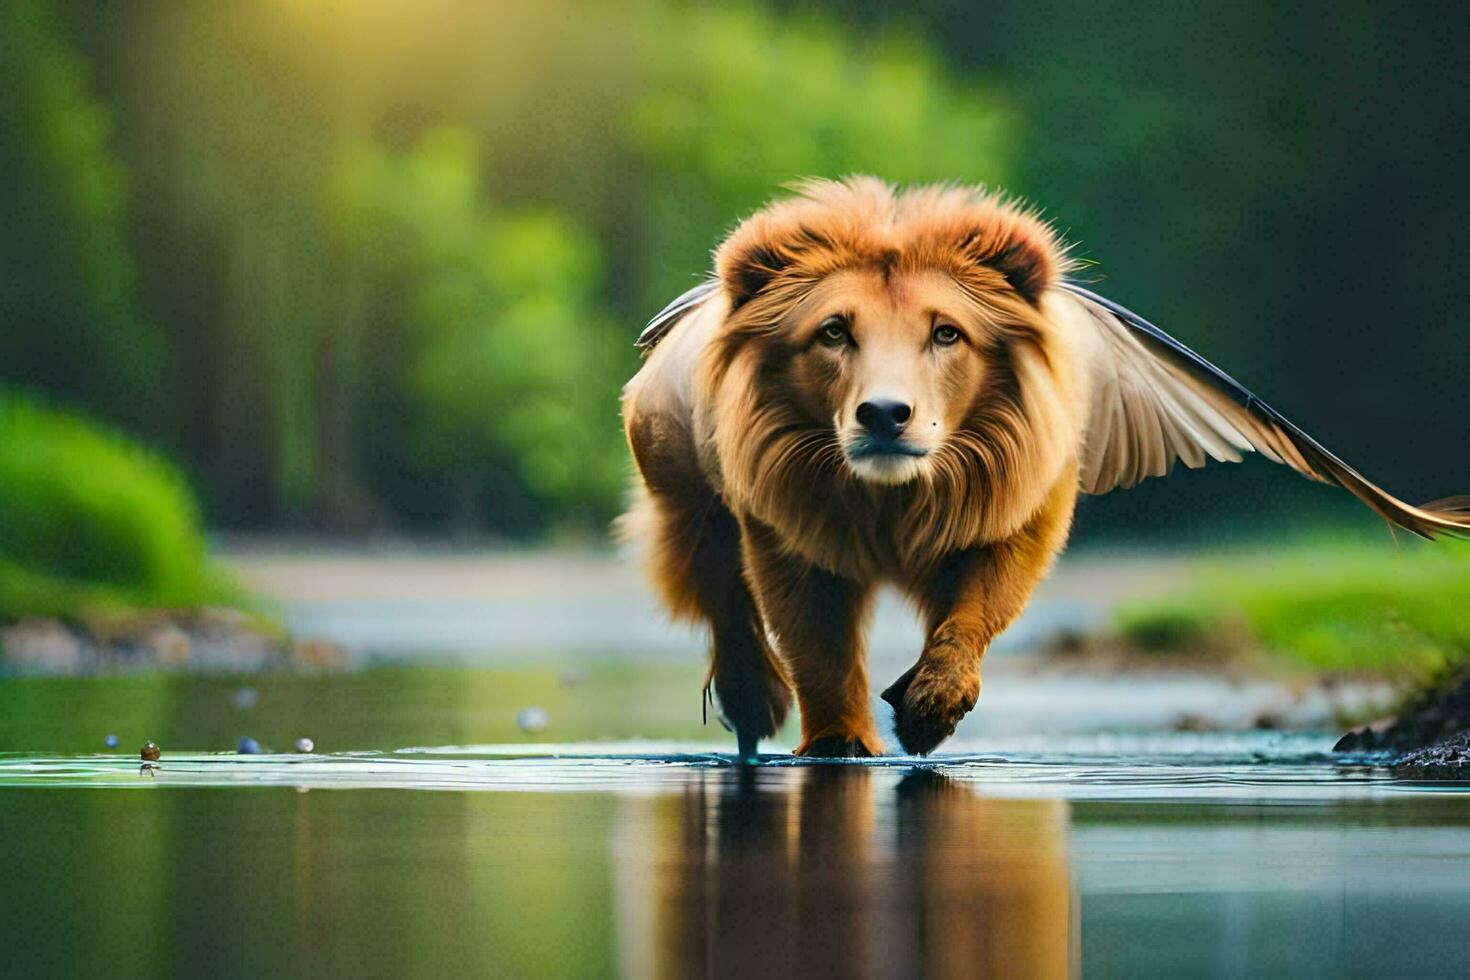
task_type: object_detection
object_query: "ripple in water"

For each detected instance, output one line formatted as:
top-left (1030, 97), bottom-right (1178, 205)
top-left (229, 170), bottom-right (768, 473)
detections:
top-left (0, 731), bottom-right (1459, 800)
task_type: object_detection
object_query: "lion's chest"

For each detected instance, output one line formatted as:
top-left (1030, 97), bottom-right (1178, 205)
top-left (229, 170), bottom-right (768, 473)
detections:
top-left (735, 481), bottom-right (940, 583)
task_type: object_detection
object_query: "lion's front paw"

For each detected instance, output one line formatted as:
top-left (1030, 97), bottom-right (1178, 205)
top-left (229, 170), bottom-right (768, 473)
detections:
top-left (880, 660), bottom-right (980, 756)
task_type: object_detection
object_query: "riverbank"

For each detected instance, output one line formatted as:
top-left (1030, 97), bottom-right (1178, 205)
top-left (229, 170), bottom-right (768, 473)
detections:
top-left (1087, 536), bottom-right (1470, 762)
top-left (1104, 536), bottom-right (1469, 682)
top-left (4, 541), bottom-right (1458, 753)
top-left (0, 608), bottom-right (343, 676)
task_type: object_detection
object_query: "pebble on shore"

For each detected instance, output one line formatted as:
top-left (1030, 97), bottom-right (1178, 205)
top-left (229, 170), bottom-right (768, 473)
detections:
top-left (517, 706), bottom-right (549, 734)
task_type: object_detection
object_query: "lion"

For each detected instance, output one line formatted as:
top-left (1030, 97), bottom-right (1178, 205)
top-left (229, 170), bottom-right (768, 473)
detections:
top-left (621, 177), bottom-right (1469, 759)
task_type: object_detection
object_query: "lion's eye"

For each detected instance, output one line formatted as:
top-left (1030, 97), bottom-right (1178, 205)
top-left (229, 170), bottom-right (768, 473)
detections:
top-left (817, 316), bottom-right (851, 347)
top-left (932, 324), bottom-right (961, 346)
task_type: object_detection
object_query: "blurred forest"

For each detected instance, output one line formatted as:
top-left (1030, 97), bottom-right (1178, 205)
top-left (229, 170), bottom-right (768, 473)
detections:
top-left (3, 0), bottom-right (1467, 541)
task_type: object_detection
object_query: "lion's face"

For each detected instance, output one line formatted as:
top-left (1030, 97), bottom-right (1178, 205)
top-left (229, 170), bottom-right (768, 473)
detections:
top-left (701, 179), bottom-right (1080, 562)
top-left (780, 268), bottom-right (994, 486)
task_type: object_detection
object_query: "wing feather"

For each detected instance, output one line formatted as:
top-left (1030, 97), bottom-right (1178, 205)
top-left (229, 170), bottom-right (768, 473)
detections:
top-left (636, 278), bottom-right (721, 350)
top-left (1063, 283), bottom-right (1470, 539)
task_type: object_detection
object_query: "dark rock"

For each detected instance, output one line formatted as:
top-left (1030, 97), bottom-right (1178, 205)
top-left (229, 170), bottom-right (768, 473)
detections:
top-left (1396, 731), bottom-right (1470, 769)
top-left (1332, 719), bottom-right (1395, 752)
top-left (1334, 666), bottom-right (1470, 753)
top-left (1173, 713), bottom-right (1211, 732)
top-left (1049, 628), bottom-right (1088, 655)
top-left (1252, 710), bottom-right (1286, 731)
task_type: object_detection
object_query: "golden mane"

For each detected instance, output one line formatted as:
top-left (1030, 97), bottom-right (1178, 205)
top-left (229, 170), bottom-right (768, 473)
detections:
top-left (701, 178), bottom-right (1081, 578)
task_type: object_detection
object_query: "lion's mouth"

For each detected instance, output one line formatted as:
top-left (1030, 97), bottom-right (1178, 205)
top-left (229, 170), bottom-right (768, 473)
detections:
top-left (845, 439), bottom-right (929, 461)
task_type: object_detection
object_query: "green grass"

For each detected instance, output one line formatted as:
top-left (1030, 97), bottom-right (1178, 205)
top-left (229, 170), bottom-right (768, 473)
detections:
top-left (1114, 536), bottom-right (1470, 682)
top-left (0, 390), bottom-right (238, 623)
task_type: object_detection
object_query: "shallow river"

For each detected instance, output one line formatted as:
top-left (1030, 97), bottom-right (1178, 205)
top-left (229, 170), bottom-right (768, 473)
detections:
top-left (4, 732), bottom-right (1469, 977)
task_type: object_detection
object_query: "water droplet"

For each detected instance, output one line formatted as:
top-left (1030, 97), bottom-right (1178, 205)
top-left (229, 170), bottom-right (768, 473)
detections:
top-left (517, 706), bottom-right (549, 734)
top-left (237, 736), bottom-right (262, 754)
top-left (293, 737), bottom-right (315, 753)
top-left (104, 734), bottom-right (119, 749)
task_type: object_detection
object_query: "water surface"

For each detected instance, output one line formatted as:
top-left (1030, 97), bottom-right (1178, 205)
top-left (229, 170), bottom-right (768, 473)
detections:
top-left (4, 735), bottom-right (1468, 977)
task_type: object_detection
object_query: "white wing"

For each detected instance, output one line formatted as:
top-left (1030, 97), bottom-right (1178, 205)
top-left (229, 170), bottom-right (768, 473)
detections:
top-left (636, 278), bottom-right (721, 350)
top-left (624, 277), bottom-right (727, 430)
top-left (1061, 283), bottom-right (1469, 539)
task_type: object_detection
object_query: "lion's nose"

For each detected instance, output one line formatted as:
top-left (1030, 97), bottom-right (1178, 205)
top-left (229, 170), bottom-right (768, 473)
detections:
top-left (855, 399), bottom-right (912, 441)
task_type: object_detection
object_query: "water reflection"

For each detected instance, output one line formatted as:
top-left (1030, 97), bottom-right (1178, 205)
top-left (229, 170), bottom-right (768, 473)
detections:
top-left (8, 757), bottom-right (1470, 976)
top-left (621, 767), bottom-right (1073, 978)
top-left (3, 768), bottom-right (1076, 977)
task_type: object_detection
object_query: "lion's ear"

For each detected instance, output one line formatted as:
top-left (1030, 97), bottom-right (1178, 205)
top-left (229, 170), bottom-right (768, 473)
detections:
top-left (956, 217), bottom-right (1061, 307)
top-left (715, 230), bottom-right (794, 311)
top-left (986, 238), bottom-right (1055, 306)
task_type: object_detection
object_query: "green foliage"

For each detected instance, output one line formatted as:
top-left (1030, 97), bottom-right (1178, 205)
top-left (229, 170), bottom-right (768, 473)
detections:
top-left (625, 3), bottom-right (1010, 311)
top-left (7, 0), bottom-right (1463, 543)
top-left (1115, 539), bottom-right (1470, 681)
top-left (905, 2), bottom-right (1470, 538)
top-left (0, 0), bottom-right (1012, 535)
top-left (1114, 600), bottom-right (1221, 654)
top-left (0, 0), bottom-right (160, 417)
top-left (0, 392), bottom-right (211, 619)
top-left (329, 131), bottom-right (625, 525)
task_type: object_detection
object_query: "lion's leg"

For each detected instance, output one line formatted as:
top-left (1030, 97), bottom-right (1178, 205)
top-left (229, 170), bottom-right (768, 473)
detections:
top-left (633, 486), bottom-right (792, 760)
top-left (740, 518), bottom-right (881, 758)
top-left (695, 504), bottom-right (795, 760)
top-left (883, 481), bottom-right (1076, 755)
top-left (624, 411), bottom-right (793, 760)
